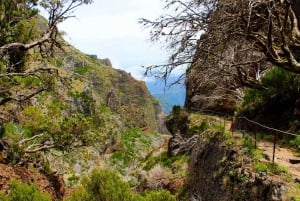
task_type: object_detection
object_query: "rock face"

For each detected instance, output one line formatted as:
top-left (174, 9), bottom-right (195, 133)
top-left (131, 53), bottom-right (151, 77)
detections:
top-left (189, 130), bottom-right (286, 201)
top-left (185, 58), bottom-right (240, 115)
top-left (166, 108), bottom-right (197, 156)
top-left (165, 111), bottom-right (290, 201)
top-left (100, 58), bottom-right (112, 67)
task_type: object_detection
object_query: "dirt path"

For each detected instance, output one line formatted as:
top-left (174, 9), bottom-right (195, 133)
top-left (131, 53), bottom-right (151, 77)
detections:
top-left (258, 141), bottom-right (300, 180)
top-left (219, 117), bottom-right (300, 180)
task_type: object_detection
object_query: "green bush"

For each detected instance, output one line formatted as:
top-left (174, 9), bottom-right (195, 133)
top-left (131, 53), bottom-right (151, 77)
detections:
top-left (290, 136), bottom-right (300, 150)
top-left (189, 121), bottom-right (210, 134)
top-left (255, 162), bottom-right (287, 174)
top-left (142, 190), bottom-right (176, 201)
top-left (254, 163), bottom-right (268, 173)
top-left (3, 123), bottom-right (31, 141)
top-left (110, 128), bottom-right (152, 168)
top-left (268, 163), bottom-right (287, 174)
top-left (241, 68), bottom-right (300, 114)
top-left (243, 136), bottom-right (255, 151)
top-left (1, 180), bottom-right (52, 201)
top-left (66, 169), bottom-right (176, 201)
top-left (246, 68), bottom-right (298, 101)
top-left (74, 66), bottom-right (91, 74)
top-left (0, 193), bottom-right (8, 201)
top-left (172, 105), bottom-right (182, 116)
top-left (18, 103), bottom-right (97, 151)
top-left (64, 187), bottom-right (88, 201)
top-left (78, 169), bottom-right (133, 201)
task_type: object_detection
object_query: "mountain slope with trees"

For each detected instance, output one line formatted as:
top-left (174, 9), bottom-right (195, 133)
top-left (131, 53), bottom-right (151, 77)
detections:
top-left (0, 1), bottom-right (184, 200)
top-left (1, 0), bottom-right (300, 200)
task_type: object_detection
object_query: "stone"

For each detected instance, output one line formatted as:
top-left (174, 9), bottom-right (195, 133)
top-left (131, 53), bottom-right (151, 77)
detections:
top-left (167, 134), bottom-right (198, 157)
top-left (289, 158), bottom-right (300, 164)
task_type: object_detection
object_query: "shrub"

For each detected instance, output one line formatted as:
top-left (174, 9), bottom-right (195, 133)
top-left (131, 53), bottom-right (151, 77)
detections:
top-left (255, 162), bottom-right (287, 175)
top-left (19, 106), bottom-right (49, 134)
top-left (65, 169), bottom-right (176, 201)
top-left (142, 190), bottom-right (176, 201)
top-left (144, 151), bottom-right (189, 171)
top-left (189, 121), bottom-right (210, 134)
top-left (0, 193), bottom-right (8, 201)
top-left (76, 169), bottom-right (133, 201)
top-left (243, 68), bottom-right (300, 107)
top-left (243, 136), bottom-right (255, 152)
top-left (6, 180), bottom-right (51, 201)
top-left (254, 163), bottom-right (268, 173)
top-left (3, 123), bottom-right (30, 142)
top-left (290, 136), bottom-right (300, 150)
top-left (110, 128), bottom-right (152, 168)
top-left (268, 163), bottom-right (287, 174)
top-left (74, 66), bottom-right (90, 74)
top-left (64, 187), bottom-right (89, 201)
top-left (145, 164), bottom-right (171, 189)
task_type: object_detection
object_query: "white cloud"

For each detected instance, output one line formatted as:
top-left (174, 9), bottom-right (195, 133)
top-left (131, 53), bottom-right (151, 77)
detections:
top-left (58, 0), bottom-right (170, 81)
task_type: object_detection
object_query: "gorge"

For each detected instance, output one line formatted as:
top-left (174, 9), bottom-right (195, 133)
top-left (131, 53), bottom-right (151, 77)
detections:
top-left (0, 0), bottom-right (300, 201)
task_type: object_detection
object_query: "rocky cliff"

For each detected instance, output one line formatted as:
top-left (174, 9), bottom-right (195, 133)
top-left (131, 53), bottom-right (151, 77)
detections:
top-left (189, 130), bottom-right (287, 201)
top-left (166, 111), bottom-right (299, 201)
top-left (0, 46), bottom-right (162, 132)
top-left (185, 44), bottom-right (241, 115)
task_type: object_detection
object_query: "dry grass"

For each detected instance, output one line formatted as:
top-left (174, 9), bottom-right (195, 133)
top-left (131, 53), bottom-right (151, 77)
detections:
top-left (146, 164), bottom-right (171, 189)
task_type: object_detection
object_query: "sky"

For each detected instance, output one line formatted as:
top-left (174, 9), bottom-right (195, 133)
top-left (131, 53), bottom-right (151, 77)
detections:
top-left (58, 0), bottom-right (169, 81)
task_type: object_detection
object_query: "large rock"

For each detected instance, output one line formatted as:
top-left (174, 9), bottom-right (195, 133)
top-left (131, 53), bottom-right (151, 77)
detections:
top-left (167, 134), bottom-right (198, 156)
top-left (166, 108), bottom-right (198, 156)
top-left (185, 63), bottom-right (239, 114)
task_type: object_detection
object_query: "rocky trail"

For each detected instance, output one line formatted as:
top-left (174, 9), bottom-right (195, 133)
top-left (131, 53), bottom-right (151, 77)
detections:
top-left (221, 118), bottom-right (300, 181)
top-left (258, 140), bottom-right (300, 180)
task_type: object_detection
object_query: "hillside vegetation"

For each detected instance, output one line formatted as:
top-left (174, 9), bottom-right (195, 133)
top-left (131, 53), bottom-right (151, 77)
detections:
top-left (0, 1), bottom-right (183, 199)
top-left (2, 0), bottom-right (300, 200)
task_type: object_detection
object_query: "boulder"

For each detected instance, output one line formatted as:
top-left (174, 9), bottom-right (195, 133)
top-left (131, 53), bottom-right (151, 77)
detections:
top-left (167, 134), bottom-right (198, 156)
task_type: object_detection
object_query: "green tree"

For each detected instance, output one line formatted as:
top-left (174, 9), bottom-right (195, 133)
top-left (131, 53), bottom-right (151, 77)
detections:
top-left (0, 0), bottom-right (93, 106)
top-left (0, 0), bottom-right (93, 159)
top-left (13, 104), bottom-right (95, 154)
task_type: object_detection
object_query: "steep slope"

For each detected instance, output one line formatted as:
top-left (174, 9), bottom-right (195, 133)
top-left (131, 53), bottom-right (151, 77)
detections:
top-left (166, 110), bottom-right (300, 201)
top-left (185, 43), bottom-right (241, 115)
top-left (1, 44), bottom-right (162, 132)
top-left (0, 38), bottom-right (167, 197)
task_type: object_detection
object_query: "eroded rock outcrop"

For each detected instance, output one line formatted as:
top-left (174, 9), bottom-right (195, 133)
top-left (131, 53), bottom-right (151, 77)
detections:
top-left (189, 130), bottom-right (287, 201)
top-left (166, 108), bottom-right (197, 156)
top-left (185, 62), bottom-right (240, 115)
top-left (166, 111), bottom-right (291, 201)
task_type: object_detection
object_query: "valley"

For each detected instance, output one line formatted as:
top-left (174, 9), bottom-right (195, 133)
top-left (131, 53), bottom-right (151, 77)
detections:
top-left (1, 0), bottom-right (300, 200)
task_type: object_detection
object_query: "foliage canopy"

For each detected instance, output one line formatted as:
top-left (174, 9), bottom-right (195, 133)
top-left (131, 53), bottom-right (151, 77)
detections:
top-left (0, 0), bottom-right (93, 106)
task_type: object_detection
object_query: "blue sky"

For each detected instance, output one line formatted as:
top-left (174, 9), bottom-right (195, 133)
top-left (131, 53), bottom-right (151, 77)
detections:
top-left (58, 0), bottom-right (169, 81)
